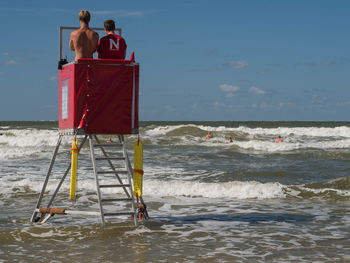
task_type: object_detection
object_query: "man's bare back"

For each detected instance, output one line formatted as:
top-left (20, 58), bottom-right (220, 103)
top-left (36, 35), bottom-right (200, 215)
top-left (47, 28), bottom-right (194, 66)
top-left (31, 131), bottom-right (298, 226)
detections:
top-left (70, 26), bottom-right (99, 61)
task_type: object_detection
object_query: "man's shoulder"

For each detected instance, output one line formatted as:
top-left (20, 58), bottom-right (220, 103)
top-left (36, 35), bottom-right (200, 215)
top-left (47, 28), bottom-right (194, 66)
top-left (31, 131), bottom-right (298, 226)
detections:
top-left (71, 28), bottom-right (88, 36)
top-left (100, 34), bottom-right (109, 40)
top-left (86, 29), bottom-right (98, 36)
top-left (99, 34), bottom-right (115, 42)
top-left (114, 34), bottom-right (125, 41)
top-left (70, 29), bottom-right (80, 36)
top-left (92, 31), bottom-right (99, 40)
top-left (101, 34), bottom-right (125, 40)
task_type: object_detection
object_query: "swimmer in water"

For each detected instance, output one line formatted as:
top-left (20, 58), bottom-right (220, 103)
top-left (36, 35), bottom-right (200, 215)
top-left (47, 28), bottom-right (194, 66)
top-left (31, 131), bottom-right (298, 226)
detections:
top-left (275, 136), bottom-right (283, 143)
top-left (205, 131), bottom-right (213, 140)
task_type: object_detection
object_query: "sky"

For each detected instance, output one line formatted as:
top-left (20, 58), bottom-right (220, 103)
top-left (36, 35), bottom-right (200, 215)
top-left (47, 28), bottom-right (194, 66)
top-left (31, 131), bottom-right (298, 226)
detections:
top-left (0, 0), bottom-right (349, 121)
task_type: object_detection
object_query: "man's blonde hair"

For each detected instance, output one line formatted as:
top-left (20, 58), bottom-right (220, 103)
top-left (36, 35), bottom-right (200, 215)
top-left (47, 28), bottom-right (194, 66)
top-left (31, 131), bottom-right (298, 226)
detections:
top-left (78, 10), bottom-right (91, 24)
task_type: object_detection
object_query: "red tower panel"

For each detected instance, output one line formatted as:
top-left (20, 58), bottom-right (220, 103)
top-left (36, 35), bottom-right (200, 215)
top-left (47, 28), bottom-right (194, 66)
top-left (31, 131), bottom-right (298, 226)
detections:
top-left (58, 59), bottom-right (139, 134)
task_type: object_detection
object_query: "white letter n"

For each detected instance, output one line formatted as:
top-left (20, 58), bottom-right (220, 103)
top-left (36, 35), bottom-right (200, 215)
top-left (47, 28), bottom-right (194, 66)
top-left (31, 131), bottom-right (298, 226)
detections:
top-left (110, 39), bottom-right (119, 50)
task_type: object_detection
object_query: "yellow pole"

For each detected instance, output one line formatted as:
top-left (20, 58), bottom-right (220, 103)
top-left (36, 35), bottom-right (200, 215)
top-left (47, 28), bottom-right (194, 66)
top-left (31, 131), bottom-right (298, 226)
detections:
top-left (133, 137), bottom-right (143, 197)
top-left (70, 136), bottom-right (78, 202)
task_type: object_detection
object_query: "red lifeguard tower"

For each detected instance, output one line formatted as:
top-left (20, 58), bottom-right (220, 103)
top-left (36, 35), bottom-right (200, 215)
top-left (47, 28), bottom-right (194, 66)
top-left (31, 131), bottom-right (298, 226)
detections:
top-left (31, 27), bottom-right (146, 226)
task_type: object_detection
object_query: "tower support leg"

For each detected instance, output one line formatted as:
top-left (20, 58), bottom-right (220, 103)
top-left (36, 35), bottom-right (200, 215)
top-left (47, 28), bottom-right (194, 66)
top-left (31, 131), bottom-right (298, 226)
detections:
top-left (30, 135), bottom-right (63, 222)
top-left (46, 135), bottom-right (88, 208)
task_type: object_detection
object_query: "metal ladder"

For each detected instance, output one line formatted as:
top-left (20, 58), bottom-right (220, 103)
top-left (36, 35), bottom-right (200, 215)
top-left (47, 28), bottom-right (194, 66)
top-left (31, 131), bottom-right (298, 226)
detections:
top-left (30, 133), bottom-right (138, 226)
top-left (89, 134), bottom-right (137, 226)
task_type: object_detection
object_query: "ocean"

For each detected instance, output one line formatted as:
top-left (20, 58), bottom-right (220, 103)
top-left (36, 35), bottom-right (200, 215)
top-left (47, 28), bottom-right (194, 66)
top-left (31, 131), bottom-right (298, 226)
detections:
top-left (0, 121), bottom-right (350, 262)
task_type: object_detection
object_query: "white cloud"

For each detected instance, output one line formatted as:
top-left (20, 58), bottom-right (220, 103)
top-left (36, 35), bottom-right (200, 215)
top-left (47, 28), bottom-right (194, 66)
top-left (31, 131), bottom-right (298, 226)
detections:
top-left (277, 102), bottom-right (293, 109)
top-left (3, 52), bottom-right (8, 56)
top-left (311, 94), bottom-right (327, 105)
top-left (220, 84), bottom-right (239, 92)
top-left (250, 102), bottom-right (271, 110)
top-left (191, 103), bottom-right (202, 112)
top-left (219, 84), bottom-right (239, 97)
top-left (5, 59), bottom-right (16, 65)
top-left (213, 101), bottom-right (226, 109)
top-left (192, 104), bottom-right (199, 109)
top-left (257, 69), bottom-right (270, 74)
top-left (251, 101), bottom-right (293, 110)
top-left (298, 61), bottom-right (336, 67)
top-left (260, 102), bottom-right (268, 109)
top-left (227, 61), bottom-right (248, 69)
top-left (165, 105), bottom-right (175, 113)
top-left (49, 76), bottom-right (57, 81)
top-left (249, 86), bottom-right (265, 95)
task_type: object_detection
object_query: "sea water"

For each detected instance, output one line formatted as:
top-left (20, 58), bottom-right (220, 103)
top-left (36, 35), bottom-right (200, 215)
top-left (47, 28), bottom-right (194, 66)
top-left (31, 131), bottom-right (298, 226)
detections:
top-left (0, 121), bottom-right (350, 262)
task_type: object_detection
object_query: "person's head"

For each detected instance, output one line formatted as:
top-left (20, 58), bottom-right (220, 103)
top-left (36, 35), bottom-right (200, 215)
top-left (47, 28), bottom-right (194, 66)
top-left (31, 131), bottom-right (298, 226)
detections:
top-left (104, 20), bottom-right (116, 32)
top-left (79, 10), bottom-right (91, 24)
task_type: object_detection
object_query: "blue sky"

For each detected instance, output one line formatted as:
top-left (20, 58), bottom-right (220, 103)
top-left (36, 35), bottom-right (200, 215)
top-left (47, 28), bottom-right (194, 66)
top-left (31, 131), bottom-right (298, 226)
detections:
top-left (0, 0), bottom-right (349, 121)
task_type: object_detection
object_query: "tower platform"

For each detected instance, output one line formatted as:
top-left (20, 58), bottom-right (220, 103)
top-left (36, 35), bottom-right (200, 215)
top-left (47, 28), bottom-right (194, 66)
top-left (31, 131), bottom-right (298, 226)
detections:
top-left (59, 58), bottom-right (139, 135)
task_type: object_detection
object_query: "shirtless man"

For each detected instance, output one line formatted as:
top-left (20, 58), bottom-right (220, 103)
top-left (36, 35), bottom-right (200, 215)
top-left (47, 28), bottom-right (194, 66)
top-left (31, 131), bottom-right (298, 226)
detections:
top-left (69, 10), bottom-right (99, 61)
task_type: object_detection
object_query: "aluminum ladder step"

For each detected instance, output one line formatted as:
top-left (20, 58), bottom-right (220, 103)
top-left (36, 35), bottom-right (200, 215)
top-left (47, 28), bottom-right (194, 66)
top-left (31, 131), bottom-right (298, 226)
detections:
top-left (101, 198), bottom-right (133, 202)
top-left (94, 143), bottom-right (123, 147)
top-left (95, 157), bottom-right (125, 161)
top-left (99, 184), bottom-right (131, 188)
top-left (97, 170), bottom-right (128, 174)
top-left (104, 212), bottom-right (135, 217)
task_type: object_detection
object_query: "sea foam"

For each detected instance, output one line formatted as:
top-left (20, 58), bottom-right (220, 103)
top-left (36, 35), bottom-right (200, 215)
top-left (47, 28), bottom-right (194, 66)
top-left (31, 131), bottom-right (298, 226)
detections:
top-left (144, 179), bottom-right (285, 199)
top-left (143, 124), bottom-right (350, 152)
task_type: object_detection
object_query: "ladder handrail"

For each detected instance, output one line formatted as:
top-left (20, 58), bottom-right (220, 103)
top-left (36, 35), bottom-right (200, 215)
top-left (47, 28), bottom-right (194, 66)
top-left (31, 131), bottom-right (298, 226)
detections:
top-left (119, 135), bottom-right (138, 226)
top-left (89, 135), bottom-right (105, 225)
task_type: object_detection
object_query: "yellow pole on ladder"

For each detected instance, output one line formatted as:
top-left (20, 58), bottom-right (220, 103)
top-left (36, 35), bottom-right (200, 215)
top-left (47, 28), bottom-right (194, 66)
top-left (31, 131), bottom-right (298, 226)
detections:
top-left (70, 135), bottom-right (79, 203)
top-left (133, 135), bottom-right (144, 199)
